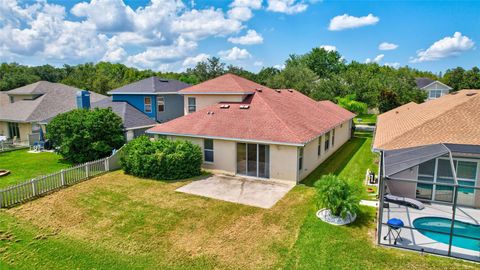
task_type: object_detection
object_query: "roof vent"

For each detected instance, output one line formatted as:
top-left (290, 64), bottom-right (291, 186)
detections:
top-left (451, 92), bottom-right (459, 95)
top-left (239, 105), bottom-right (250, 109)
top-left (255, 88), bottom-right (263, 92)
top-left (287, 89), bottom-right (293, 93)
top-left (207, 111), bottom-right (215, 115)
top-left (159, 79), bottom-right (169, 82)
top-left (466, 92), bottom-right (477, 97)
top-left (220, 104), bottom-right (230, 109)
top-left (275, 89), bottom-right (281, 93)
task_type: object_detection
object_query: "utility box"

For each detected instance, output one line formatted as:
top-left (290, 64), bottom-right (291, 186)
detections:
top-left (76, 90), bottom-right (91, 110)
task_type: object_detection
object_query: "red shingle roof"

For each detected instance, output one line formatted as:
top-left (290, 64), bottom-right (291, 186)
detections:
top-left (148, 74), bottom-right (355, 145)
top-left (179, 73), bottom-right (257, 94)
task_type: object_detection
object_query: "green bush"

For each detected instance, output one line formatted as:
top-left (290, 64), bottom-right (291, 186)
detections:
top-left (336, 94), bottom-right (368, 115)
top-left (121, 136), bottom-right (202, 180)
top-left (46, 108), bottom-right (125, 163)
top-left (315, 174), bottom-right (360, 218)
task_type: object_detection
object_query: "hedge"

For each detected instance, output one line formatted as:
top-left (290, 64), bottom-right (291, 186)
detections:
top-left (121, 136), bottom-right (203, 180)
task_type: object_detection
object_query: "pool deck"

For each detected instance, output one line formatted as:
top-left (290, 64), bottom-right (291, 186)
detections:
top-left (381, 202), bottom-right (480, 262)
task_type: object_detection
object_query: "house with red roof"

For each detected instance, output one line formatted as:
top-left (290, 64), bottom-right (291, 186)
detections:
top-left (147, 74), bottom-right (355, 184)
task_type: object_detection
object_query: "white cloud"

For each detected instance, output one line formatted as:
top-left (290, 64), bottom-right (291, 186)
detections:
top-left (320, 45), bottom-right (337, 52)
top-left (384, 62), bottom-right (400, 68)
top-left (410, 32), bottom-right (474, 63)
top-left (274, 64), bottom-right (285, 70)
top-left (183, 53), bottom-right (210, 67)
top-left (219, 47), bottom-right (251, 60)
top-left (254, 61), bottom-right (263, 66)
top-left (0, 0), bottom-right (251, 70)
top-left (228, 30), bottom-right (263, 45)
top-left (172, 8), bottom-right (243, 40)
top-left (328, 13), bottom-right (379, 31)
top-left (266, 0), bottom-right (308, 15)
top-left (379, 42), bottom-right (398, 51)
top-left (365, 54), bottom-right (384, 64)
top-left (228, 7), bottom-right (253, 21)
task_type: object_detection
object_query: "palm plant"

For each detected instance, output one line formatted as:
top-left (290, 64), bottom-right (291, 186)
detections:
top-left (315, 174), bottom-right (360, 219)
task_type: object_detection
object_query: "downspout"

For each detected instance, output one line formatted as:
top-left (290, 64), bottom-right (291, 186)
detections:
top-left (446, 145), bottom-right (458, 256)
top-left (376, 150), bottom-right (386, 244)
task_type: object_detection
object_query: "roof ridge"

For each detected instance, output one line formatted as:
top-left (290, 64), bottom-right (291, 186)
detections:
top-left (379, 92), bottom-right (480, 149)
top-left (254, 90), bottom-right (304, 143)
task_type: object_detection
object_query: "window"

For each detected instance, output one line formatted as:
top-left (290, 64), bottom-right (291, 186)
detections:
top-left (317, 137), bottom-right (322, 157)
top-left (7, 122), bottom-right (20, 139)
top-left (144, 97), bottom-right (152, 113)
top-left (298, 147), bottom-right (304, 171)
top-left (188, 97), bottom-right (196, 113)
top-left (9, 96), bottom-right (14, 103)
top-left (204, 139), bottom-right (214, 163)
top-left (332, 129), bottom-right (336, 147)
top-left (157, 96), bottom-right (165, 112)
top-left (324, 132), bottom-right (330, 152)
top-left (429, 90), bottom-right (442, 99)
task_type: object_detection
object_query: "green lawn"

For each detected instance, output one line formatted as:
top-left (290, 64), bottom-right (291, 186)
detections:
top-left (302, 132), bottom-right (378, 200)
top-left (354, 114), bottom-right (377, 125)
top-left (0, 149), bottom-right (70, 189)
top-left (0, 137), bottom-right (476, 269)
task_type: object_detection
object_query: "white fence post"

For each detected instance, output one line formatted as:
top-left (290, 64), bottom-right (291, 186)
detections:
top-left (31, 179), bottom-right (37, 196)
top-left (105, 158), bottom-right (109, 172)
top-left (85, 162), bottom-right (89, 178)
top-left (61, 169), bottom-right (65, 186)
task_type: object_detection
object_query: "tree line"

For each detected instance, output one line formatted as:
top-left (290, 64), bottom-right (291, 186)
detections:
top-left (1, 48), bottom-right (479, 112)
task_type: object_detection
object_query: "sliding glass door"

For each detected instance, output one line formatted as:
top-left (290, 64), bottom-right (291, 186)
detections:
top-left (236, 143), bottom-right (270, 178)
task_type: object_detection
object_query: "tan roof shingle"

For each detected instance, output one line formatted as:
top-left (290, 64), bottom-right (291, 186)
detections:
top-left (374, 89), bottom-right (480, 150)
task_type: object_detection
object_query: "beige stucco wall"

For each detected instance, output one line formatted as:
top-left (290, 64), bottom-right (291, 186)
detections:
top-left (298, 120), bottom-right (352, 181)
top-left (183, 94), bottom-right (246, 115)
top-left (0, 122), bottom-right (7, 137)
top-left (164, 135), bottom-right (300, 183)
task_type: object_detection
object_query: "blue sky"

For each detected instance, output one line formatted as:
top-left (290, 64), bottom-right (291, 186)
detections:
top-left (1, 1), bottom-right (479, 74)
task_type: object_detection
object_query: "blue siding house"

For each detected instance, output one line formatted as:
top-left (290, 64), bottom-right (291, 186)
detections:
top-left (108, 77), bottom-right (190, 123)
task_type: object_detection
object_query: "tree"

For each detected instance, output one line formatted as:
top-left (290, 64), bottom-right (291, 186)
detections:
top-left (378, 89), bottom-right (401, 113)
top-left (256, 67), bottom-right (281, 86)
top-left (303, 47), bottom-right (344, 78)
top-left (186, 57), bottom-right (226, 82)
top-left (315, 174), bottom-right (360, 218)
top-left (0, 63), bottom-right (40, 91)
top-left (46, 108), bottom-right (125, 163)
top-left (443, 67), bottom-right (465, 91)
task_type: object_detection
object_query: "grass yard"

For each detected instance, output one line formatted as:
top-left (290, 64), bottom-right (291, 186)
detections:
top-left (0, 149), bottom-right (70, 189)
top-left (354, 114), bottom-right (377, 125)
top-left (0, 135), bottom-right (477, 269)
top-left (302, 132), bottom-right (379, 200)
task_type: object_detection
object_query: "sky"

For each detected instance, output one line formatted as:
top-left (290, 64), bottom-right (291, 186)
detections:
top-left (1, 0), bottom-right (479, 74)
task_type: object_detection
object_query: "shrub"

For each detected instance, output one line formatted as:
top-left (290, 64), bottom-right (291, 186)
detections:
top-left (315, 174), bottom-right (360, 218)
top-left (46, 108), bottom-right (125, 163)
top-left (336, 94), bottom-right (368, 115)
top-left (121, 136), bottom-right (202, 180)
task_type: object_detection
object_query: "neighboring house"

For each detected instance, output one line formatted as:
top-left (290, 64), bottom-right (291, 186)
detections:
top-left (415, 77), bottom-right (452, 100)
top-left (147, 74), bottom-right (355, 184)
top-left (0, 81), bottom-right (156, 143)
top-left (374, 89), bottom-right (480, 207)
top-left (108, 76), bottom-right (190, 123)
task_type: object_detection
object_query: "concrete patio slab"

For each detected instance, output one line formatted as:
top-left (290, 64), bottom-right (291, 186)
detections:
top-left (176, 175), bottom-right (294, 209)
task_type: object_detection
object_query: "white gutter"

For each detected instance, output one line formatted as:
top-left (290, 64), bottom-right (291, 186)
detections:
top-left (106, 92), bottom-right (179, 95)
top-left (145, 131), bottom-right (305, 147)
top-left (125, 124), bottom-right (156, 131)
top-left (179, 92), bottom-right (254, 95)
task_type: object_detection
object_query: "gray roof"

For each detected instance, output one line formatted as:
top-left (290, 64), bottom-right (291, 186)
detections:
top-left (415, 77), bottom-right (436, 89)
top-left (0, 81), bottom-right (107, 122)
top-left (108, 76), bottom-right (190, 94)
top-left (384, 144), bottom-right (450, 177)
top-left (91, 99), bottom-right (157, 129)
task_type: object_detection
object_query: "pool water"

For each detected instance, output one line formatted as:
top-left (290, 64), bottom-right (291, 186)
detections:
top-left (413, 217), bottom-right (480, 251)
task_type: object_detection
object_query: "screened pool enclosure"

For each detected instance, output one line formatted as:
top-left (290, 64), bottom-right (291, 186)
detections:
top-left (377, 144), bottom-right (480, 262)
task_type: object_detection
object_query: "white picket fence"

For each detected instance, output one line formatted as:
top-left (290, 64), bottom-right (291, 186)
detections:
top-left (0, 148), bottom-right (124, 208)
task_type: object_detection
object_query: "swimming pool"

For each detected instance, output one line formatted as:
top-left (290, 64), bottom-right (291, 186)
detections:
top-left (413, 217), bottom-right (480, 251)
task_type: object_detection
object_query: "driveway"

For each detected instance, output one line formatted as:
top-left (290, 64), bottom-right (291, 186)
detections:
top-left (176, 175), bottom-right (294, 209)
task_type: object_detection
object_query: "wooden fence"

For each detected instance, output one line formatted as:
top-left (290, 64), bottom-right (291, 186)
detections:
top-left (0, 147), bottom-right (124, 208)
